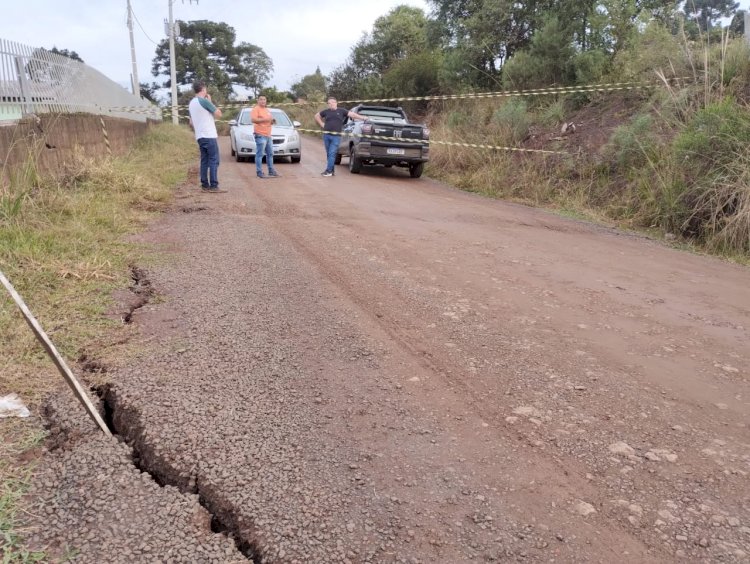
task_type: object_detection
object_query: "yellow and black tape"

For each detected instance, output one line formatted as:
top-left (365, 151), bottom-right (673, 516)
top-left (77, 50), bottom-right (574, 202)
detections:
top-left (155, 76), bottom-right (692, 113)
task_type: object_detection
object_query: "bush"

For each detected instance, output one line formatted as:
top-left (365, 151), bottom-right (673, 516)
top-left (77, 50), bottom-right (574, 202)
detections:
top-left (612, 22), bottom-right (689, 82)
top-left (604, 114), bottom-right (657, 169)
top-left (491, 99), bottom-right (531, 145)
top-left (673, 98), bottom-right (750, 176)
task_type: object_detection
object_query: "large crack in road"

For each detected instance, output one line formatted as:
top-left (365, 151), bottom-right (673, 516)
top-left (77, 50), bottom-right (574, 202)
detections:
top-left (22, 138), bottom-right (750, 563)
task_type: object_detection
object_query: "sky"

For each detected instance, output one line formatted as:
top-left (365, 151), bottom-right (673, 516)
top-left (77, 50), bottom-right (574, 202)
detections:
top-left (0, 0), bottom-right (429, 94)
top-left (2, 1), bottom-right (749, 98)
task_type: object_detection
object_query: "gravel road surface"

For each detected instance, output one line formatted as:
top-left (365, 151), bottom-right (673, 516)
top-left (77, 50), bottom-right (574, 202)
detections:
top-left (24, 137), bottom-right (749, 563)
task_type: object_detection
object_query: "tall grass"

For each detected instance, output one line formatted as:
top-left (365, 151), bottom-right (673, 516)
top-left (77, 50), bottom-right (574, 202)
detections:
top-left (426, 32), bottom-right (750, 259)
top-left (0, 122), bottom-right (196, 560)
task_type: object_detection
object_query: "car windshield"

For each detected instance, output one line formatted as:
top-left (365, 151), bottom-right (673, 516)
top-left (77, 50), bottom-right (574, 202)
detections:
top-left (359, 109), bottom-right (406, 124)
top-left (270, 110), bottom-right (292, 127)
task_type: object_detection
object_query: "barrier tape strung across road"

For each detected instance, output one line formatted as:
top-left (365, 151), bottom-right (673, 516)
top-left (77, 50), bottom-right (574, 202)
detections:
top-left (155, 76), bottom-right (691, 114)
top-left (171, 113), bottom-right (566, 155)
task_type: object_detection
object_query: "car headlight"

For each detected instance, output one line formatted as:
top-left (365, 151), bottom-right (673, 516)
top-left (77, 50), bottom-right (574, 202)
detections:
top-left (287, 133), bottom-right (299, 143)
top-left (239, 133), bottom-right (253, 141)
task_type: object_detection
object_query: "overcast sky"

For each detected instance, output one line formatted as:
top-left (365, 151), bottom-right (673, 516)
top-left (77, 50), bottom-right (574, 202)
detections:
top-left (2, 1), bottom-right (748, 97)
top-left (0, 0), bottom-right (429, 93)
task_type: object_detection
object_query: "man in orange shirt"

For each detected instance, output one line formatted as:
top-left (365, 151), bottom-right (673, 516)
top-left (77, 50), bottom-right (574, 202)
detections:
top-left (250, 95), bottom-right (280, 178)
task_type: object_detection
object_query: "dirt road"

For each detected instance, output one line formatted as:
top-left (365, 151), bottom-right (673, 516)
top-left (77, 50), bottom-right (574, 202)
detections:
top-left (25, 137), bottom-right (749, 563)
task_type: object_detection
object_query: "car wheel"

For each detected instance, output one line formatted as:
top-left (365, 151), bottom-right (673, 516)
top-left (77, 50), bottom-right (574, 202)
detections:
top-left (291, 156), bottom-right (301, 163)
top-left (409, 162), bottom-right (424, 178)
top-left (235, 152), bottom-right (243, 163)
top-left (230, 142), bottom-right (236, 157)
top-left (334, 153), bottom-right (342, 165)
top-left (349, 146), bottom-right (362, 174)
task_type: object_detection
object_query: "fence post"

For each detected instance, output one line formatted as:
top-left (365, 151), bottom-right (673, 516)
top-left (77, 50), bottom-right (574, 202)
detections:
top-left (14, 55), bottom-right (31, 115)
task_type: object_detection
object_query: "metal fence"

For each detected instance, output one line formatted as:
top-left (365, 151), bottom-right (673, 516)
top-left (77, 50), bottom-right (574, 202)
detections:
top-left (0, 38), bottom-right (161, 123)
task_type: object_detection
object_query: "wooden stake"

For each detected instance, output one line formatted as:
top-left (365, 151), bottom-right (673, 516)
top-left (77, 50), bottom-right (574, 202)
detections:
top-left (0, 269), bottom-right (112, 436)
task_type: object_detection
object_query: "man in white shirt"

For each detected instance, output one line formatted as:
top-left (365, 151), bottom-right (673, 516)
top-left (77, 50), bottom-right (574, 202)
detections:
top-left (188, 80), bottom-right (225, 192)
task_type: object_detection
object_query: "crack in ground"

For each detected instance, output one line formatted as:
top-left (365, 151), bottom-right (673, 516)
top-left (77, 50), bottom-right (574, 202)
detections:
top-left (94, 384), bottom-right (262, 562)
top-left (123, 266), bottom-right (154, 324)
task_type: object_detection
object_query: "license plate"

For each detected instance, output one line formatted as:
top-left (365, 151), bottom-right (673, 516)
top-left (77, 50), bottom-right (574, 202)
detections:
top-left (386, 148), bottom-right (405, 155)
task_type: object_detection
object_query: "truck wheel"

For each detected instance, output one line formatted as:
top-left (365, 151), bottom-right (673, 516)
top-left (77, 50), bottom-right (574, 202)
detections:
top-left (349, 147), bottom-right (362, 174)
top-left (409, 162), bottom-right (424, 178)
top-left (334, 154), bottom-right (342, 165)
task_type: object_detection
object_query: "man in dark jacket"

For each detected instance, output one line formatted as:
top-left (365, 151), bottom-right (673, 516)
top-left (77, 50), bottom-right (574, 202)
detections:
top-left (314, 97), bottom-right (368, 177)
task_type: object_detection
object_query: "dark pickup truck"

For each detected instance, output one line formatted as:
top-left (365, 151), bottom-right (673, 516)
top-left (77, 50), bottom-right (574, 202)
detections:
top-left (335, 105), bottom-right (429, 178)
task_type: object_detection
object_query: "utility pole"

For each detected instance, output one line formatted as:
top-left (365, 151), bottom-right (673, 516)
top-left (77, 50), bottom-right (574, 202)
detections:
top-left (167, 0), bottom-right (198, 125)
top-left (168, 0), bottom-right (178, 124)
top-left (127, 0), bottom-right (140, 96)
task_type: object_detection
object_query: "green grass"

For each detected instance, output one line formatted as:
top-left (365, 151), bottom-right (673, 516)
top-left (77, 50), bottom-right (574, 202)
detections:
top-left (0, 121), bottom-right (196, 560)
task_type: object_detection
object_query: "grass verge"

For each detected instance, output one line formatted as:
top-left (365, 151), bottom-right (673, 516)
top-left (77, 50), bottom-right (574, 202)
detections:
top-left (0, 121), bottom-right (196, 560)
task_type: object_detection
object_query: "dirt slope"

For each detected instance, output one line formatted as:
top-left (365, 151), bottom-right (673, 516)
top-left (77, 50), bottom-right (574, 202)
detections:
top-left (23, 137), bottom-right (749, 563)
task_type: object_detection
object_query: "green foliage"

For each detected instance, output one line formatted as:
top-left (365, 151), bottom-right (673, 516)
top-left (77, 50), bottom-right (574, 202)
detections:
top-left (537, 98), bottom-right (567, 126)
top-left (502, 16), bottom-right (575, 90)
top-left (290, 67), bottom-right (327, 102)
top-left (150, 21), bottom-right (272, 100)
top-left (235, 43), bottom-right (274, 98)
top-left (383, 51), bottom-right (441, 98)
top-left (257, 87), bottom-right (294, 105)
top-left (673, 98), bottom-right (750, 174)
top-left (605, 114), bottom-right (657, 168)
top-left (572, 49), bottom-right (610, 84)
top-left (683, 0), bottom-right (740, 32)
top-left (611, 21), bottom-right (689, 82)
top-left (491, 99), bottom-right (531, 144)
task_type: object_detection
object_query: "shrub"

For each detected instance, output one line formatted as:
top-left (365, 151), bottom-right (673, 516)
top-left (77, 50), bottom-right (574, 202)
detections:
top-left (604, 114), bottom-right (657, 169)
top-left (491, 99), bottom-right (531, 145)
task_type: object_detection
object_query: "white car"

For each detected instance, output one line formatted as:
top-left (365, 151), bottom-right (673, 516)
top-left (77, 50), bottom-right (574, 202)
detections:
top-left (229, 107), bottom-right (302, 163)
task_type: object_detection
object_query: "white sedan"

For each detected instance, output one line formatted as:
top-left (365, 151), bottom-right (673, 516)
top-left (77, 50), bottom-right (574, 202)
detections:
top-left (229, 107), bottom-right (302, 163)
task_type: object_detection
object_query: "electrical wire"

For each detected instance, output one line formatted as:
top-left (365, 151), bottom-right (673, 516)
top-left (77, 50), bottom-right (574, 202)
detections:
top-left (131, 5), bottom-right (160, 46)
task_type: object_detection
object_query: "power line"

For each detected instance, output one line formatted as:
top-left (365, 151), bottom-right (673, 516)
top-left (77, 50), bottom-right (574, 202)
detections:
top-left (131, 5), bottom-right (159, 46)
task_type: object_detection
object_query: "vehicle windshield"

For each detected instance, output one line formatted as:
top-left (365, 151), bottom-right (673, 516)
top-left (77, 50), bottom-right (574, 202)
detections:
top-left (359, 109), bottom-right (406, 124)
top-left (270, 110), bottom-right (292, 127)
top-left (239, 111), bottom-right (252, 125)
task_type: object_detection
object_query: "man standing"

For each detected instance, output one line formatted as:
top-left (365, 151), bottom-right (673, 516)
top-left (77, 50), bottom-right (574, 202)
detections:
top-left (314, 97), bottom-right (368, 177)
top-left (250, 95), bottom-right (280, 179)
top-left (188, 80), bottom-right (224, 192)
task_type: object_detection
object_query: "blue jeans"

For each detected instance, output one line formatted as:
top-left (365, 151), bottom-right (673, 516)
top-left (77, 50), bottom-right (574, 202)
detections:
top-left (254, 134), bottom-right (276, 175)
top-left (197, 137), bottom-right (219, 188)
top-left (323, 133), bottom-right (341, 173)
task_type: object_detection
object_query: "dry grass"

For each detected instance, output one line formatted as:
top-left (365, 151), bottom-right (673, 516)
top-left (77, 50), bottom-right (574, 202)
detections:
top-left (0, 121), bottom-right (196, 561)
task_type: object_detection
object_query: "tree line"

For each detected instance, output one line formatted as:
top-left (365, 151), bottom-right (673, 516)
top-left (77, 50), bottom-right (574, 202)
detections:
top-left (42, 1), bottom-right (745, 105)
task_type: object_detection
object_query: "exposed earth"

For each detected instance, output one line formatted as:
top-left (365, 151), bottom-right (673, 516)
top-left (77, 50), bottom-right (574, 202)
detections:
top-left (22, 137), bottom-right (750, 563)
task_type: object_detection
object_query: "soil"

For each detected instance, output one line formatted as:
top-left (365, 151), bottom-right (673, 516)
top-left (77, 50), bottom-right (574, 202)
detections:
top-left (21, 136), bottom-right (749, 563)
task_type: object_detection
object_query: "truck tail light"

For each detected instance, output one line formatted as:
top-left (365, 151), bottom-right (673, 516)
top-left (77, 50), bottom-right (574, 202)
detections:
top-left (362, 123), bottom-right (373, 134)
top-left (422, 128), bottom-right (430, 140)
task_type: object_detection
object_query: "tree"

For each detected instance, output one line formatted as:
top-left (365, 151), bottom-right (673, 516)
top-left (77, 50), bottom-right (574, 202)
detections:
top-left (151, 20), bottom-right (243, 99)
top-left (236, 42), bottom-right (274, 98)
top-left (683, 0), bottom-right (739, 31)
top-left (139, 82), bottom-right (162, 105)
top-left (290, 67), bottom-right (327, 101)
top-left (48, 47), bottom-right (84, 62)
top-left (257, 86), bottom-right (294, 104)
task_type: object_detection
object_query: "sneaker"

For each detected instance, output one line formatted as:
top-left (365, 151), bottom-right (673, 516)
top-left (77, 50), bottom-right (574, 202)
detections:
top-left (267, 170), bottom-right (281, 177)
top-left (257, 172), bottom-right (266, 179)
top-left (321, 170), bottom-right (334, 177)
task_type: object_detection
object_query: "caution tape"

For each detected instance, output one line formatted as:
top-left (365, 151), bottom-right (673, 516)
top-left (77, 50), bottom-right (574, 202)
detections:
top-left (297, 127), bottom-right (567, 155)
top-left (151, 76), bottom-right (692, 113)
